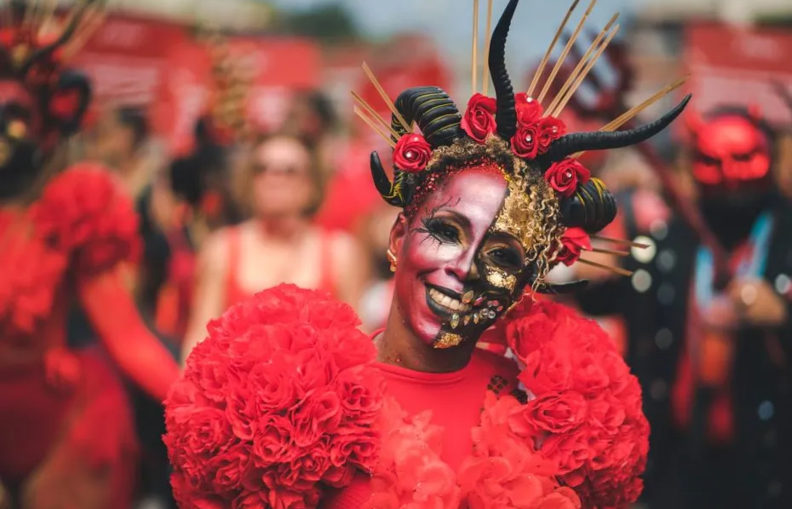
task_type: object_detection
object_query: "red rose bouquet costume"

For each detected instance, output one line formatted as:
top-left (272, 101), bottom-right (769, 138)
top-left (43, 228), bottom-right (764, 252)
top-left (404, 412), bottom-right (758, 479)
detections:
top-left (0, 3), bottom-right (179, 507)
top-left (166, 0), bottom-right (688, 507)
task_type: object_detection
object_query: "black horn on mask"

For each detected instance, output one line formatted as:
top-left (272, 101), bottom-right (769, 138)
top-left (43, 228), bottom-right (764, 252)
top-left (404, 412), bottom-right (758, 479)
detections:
top-left (544, 94), bottom-right (692, 162)
top-left (489, 0), bottom-right (519, 141)
top-left (559, 177), bottom-right (617, 233)
top-left (371, 86), bottom-right (463, 207)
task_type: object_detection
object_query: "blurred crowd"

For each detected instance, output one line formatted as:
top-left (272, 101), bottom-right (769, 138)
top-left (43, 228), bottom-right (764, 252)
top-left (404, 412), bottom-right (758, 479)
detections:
top-left (2, 1), bottom-right (792, 508)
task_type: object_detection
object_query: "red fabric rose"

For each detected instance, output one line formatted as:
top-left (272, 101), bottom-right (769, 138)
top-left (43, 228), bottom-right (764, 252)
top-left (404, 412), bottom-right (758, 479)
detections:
top-left (544, 158), bottom-right (591, 197)
top-left (556, 226), bottom-right (591, 267)
top-left (555, 227), bottom-right (592, 266)
top-left (462, 93), bottom-right (498, 142)
top-left (511, 122), bottom-right (540, 159)
top-left (459, 393), bottom-right (582, 509)
top-left (393, 133), bottom-right (432, 173)
top-left (164, 284), bottom-right (383, 508)
top-left (515, 92), bottom-right (544, 124)
top-left (522, 391), bottom-right (587, 434)
top-left (537, 117), bottom-right (566, 152)
top-left (364, 397), bottom-right (461, 508)
top-left (503, 300), bottom-right (649, 508)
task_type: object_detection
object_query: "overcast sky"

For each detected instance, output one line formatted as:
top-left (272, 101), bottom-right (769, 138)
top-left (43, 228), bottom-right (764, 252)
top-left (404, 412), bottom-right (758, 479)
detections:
top-left (268, 0), bottom-right (651, 72)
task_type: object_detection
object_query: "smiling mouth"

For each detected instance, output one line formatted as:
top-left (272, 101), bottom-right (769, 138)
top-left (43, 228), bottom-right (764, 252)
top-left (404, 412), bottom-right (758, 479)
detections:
top-left (425, 284), bottom-right (472, 316)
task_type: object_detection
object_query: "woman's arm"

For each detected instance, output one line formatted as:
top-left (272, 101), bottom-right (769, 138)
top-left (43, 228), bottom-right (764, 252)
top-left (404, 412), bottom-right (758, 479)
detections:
top-left (181, 230), bottom-right (229, 362)
top-left (78, 265), bottom-right (179, 402)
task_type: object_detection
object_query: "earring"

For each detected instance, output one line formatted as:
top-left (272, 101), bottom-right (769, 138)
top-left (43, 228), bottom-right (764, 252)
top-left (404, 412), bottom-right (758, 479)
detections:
top-left (386, 248), bottom-right (398, 272)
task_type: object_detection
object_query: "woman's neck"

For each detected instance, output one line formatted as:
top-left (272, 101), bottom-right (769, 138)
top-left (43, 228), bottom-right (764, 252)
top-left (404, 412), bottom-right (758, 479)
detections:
top-left (254, 215), bottom-right (310, 241)
top-left (376, 302), bottom-right (477, 373)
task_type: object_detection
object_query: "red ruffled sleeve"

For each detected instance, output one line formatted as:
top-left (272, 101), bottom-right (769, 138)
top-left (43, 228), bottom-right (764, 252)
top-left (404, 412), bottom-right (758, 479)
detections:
top-left (164, 284), bottom-right (384, 509)
top-left (32, 163), bottom-right (141, 275)
top-left (505, 300), bottom-right (649, 509)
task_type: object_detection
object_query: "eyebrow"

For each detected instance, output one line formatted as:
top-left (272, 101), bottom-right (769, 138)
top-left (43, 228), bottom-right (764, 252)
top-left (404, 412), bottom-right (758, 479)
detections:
top-left (486, 230), bottom-right (527, 253)
top-left (433, 207), bottom-right (472, 230)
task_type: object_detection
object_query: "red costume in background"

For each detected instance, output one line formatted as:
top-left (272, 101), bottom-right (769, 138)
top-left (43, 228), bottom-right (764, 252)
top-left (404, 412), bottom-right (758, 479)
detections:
top-left (0, 166), bottom-right (179, 506)
top-left (0, 3), bottom-right (179, 505)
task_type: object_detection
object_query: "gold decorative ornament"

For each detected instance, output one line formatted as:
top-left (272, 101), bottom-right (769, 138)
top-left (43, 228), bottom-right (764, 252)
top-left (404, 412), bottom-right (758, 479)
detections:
top-left (386, 248), bottom-right (398, 272)
top-left (433, 332), bottom-right (463, 349)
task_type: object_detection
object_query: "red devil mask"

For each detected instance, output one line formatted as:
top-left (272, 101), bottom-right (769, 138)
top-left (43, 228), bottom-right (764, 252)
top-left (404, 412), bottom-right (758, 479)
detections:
top-left (690, 112), bottom-right (772, 191)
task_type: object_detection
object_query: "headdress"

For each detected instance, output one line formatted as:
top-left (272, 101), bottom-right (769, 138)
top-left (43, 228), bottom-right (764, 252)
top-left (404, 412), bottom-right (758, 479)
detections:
top-left (353, 0), bottom-right (690, 288)
top-left (0, 0), bottom-right (103, 156)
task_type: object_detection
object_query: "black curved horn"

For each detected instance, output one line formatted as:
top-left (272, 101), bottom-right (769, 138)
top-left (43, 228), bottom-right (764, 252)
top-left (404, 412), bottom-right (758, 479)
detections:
top-left (559, 177), bottom-right (617, 232)
top-left (544, 94), bottom-right (692, 162)
top-left (391, 86), bottom-right (463, 147)
top-left (370, 151), bottom-right (406, 207)
top-left (489, 0), bottom-right (519, 141)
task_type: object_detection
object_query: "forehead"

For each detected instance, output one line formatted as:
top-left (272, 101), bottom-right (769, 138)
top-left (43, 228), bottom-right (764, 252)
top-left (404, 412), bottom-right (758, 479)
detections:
top-left (697, 116), bottom-right (766, 155)
top-left (417, 165), bottom-right (508, 224)
top-left (256, 137), bottom-right (310, 163)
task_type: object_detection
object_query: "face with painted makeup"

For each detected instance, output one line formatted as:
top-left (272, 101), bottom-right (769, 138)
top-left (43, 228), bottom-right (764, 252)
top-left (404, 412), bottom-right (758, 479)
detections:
top-left (388, 163), bottom-right (551, 348)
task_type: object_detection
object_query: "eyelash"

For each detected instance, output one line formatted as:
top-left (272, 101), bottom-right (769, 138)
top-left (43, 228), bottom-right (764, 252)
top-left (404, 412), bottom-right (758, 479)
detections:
top-left (422, 217), bottom-right (461, 244)
top-left (487, 247), bottom-right (522, 269)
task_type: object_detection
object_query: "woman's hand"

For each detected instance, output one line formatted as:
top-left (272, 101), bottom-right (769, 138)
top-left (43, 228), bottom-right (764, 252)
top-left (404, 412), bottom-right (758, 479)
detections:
top-left (728, 278), bottom-right (789, 328)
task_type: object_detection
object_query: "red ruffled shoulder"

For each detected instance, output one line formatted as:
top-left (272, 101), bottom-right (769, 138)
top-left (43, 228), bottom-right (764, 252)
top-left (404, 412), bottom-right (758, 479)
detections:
top-left (504, 299), bottom-right (649, 508)
top-left (164, 284), bottom-right (383, 509)
top-left (32, 163), bottom-right (141, 275)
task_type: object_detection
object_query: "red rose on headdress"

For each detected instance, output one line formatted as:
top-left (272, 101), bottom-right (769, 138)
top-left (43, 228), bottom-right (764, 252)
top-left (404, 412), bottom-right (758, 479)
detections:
top-left (461, 93), bottom-right (497, 142)
top-left (555, 227), bottom-right (591, 266)
top-left (538, 117), bottom-right (566, 152)
top-left (544, 158), bottom-right (590, 197)
top-left (511, 122), bottom-right (540, 159)
top-left (514, 92), bottom-right (543, 124)
top-left (393, 134), bottom-right (432, 173)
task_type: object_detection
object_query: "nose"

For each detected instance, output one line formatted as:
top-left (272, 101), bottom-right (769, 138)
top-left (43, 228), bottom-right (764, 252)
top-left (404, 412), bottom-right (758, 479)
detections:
top-left (444, 245), bottom-right (479, 283)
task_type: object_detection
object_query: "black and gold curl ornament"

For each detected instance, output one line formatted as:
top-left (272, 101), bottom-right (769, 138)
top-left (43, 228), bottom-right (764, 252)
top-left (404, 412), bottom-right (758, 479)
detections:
top-left (353, 0), bottom-right (691, 284)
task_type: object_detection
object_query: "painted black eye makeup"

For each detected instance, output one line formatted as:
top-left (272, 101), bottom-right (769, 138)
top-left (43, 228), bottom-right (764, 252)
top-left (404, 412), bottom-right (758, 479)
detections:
top-left (483, 244), bottom-right (524, 271)
top-left (421, 216), bottom-right (463, 244)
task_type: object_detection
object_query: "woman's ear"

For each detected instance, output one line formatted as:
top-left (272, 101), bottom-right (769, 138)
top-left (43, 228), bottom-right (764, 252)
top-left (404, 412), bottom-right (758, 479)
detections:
top-left (388, 212), bottom-right (408, 259)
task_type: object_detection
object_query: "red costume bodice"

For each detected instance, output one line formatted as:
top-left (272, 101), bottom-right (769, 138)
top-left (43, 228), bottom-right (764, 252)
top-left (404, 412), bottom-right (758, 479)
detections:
top-left (323, 350), bottom-right (518, 507)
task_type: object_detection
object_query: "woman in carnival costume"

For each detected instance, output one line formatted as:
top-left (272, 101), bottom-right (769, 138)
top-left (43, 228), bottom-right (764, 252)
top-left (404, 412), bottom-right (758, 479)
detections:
top-left (0, 1), bottom-right (179, 507)
top-left (165, 1), bottom-right (690, 507)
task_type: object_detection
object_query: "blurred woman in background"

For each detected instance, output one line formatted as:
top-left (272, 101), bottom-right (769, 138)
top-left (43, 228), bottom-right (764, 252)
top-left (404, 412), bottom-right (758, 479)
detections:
top-left (181, 133), bottom-right (369, 359)
top-left (0, 4), bottom-right (179, 507)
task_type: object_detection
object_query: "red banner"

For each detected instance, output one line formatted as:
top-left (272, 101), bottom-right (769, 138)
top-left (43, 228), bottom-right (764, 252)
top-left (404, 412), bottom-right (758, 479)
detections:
top-left (71, 13), bottom-right (320, 153)
top-left (685, 23), bottom-right (792, 126)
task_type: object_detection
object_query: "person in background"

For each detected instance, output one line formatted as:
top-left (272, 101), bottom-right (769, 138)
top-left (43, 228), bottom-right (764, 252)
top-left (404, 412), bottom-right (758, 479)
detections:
top-left (575, 106), bottom-right (792, 508)
top-left (164, 2), bottom-right (689, 505)
top-left (86, 106), bottom-right (162, 202)
top-left (281, 90), bottom-right (340, 179)
top-left (181, 132), bottom-right (370, 360)
top-left (0, 5), bottom-right (179, 507)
